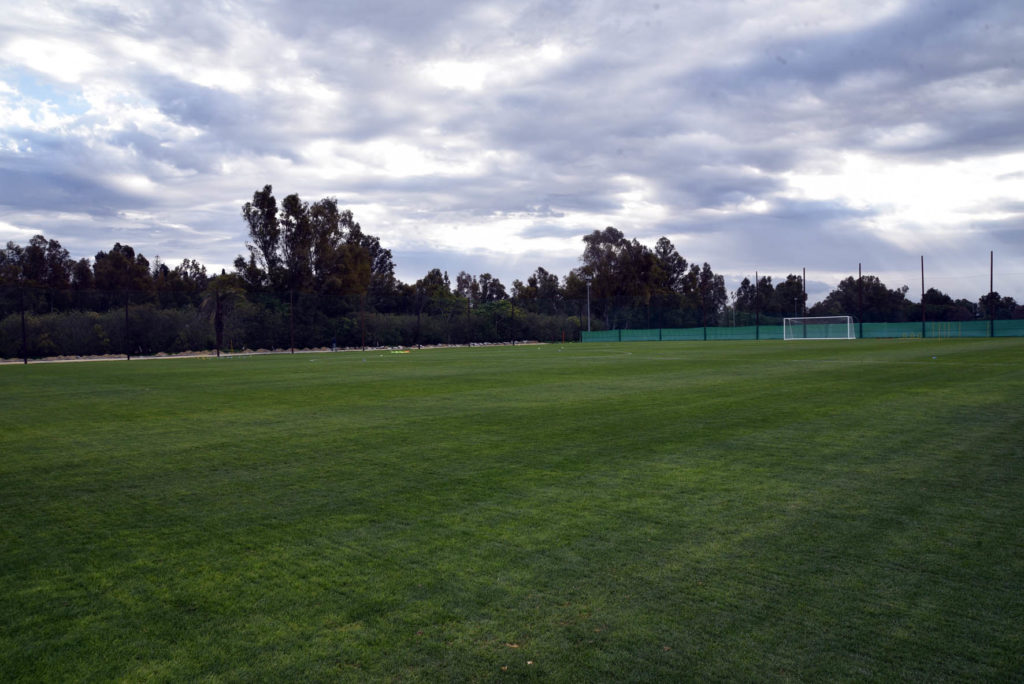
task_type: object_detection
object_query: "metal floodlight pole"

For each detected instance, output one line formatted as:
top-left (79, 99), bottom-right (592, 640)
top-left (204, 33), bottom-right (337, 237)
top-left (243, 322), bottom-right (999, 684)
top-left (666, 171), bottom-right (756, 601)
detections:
top-left (585, 277), bottom-right (592, 333)
top-left (921, 255), bottom-right (926, 338)
top-left (990, 250), bottom-right (995, 337)
top-left (754, 270), bottom-right (760, 340)
top-left (800, 268), bottom-right (807, 338)
top-left (858, 263), bottom-right (864, 339)
top-left (755, 269), bottom-right (759, 324)
top-left (361, 290), bottom-right (367, 351)
top-left (20, 280), bottom-right (28, 364)
top-left (124, 289), bottom-right (130, 360)
top-left (123, 261), bottom-right (131, 360)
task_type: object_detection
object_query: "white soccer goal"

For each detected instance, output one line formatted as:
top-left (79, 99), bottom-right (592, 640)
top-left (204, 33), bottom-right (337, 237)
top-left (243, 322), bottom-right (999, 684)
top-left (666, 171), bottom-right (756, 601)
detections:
top-left (783, 316), bottom-right (856, 340)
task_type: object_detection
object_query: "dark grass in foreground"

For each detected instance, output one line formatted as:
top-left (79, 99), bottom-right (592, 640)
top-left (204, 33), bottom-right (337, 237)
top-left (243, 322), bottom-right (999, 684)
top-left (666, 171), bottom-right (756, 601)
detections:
top-left (1, 339), bottom-right (1023, 681)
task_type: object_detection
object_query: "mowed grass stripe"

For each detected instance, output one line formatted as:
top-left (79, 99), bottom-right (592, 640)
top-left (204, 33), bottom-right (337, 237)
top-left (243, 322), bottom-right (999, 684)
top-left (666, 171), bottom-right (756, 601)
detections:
top-left (2, 339), bottom-right (1022, 680)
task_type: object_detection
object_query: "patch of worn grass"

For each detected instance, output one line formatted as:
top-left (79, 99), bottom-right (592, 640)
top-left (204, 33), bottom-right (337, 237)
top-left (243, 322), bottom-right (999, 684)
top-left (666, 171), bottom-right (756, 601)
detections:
top-left (2, 339), bottom-right (1023, 680)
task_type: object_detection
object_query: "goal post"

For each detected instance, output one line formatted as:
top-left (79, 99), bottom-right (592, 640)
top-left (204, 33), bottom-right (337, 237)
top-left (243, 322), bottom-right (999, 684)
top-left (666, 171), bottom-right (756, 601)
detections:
top-left (783, 316), bottom-right (856, 340)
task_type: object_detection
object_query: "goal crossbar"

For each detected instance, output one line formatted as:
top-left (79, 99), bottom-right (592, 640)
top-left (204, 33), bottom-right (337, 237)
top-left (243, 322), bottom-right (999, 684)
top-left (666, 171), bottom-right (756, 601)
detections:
top-left (783, 316), bottom-right (856, 340)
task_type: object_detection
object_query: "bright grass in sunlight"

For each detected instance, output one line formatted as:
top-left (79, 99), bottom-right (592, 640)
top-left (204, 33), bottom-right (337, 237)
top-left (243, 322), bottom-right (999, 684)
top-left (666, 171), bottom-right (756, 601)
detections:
top-left (1, 339), bottom-right (1023, 680)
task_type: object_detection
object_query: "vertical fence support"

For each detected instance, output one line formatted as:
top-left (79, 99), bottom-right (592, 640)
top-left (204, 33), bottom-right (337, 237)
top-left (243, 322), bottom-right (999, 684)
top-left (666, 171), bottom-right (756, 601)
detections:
top-left (360, 291), bottom-right (367, 350)
top-left (289, 289), bottom-right (295, 353)
top-left (20, 285), bottom-right (28, 365)
top-left (921, 255), bottom-right (926, 339)
top-left (858, 263), bottom-right (864, 340)
top-left (215, 292), bottom-right (223, 358)
top-left (755, 270), bottom-right (760, 341)
top-left (125, 290), bottom-right (131, 360)
top-left (990, 250), bottom-right (995, 338)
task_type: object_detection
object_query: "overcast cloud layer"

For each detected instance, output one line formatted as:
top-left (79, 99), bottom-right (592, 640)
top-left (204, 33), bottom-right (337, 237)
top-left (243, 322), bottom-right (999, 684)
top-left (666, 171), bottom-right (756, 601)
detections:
top-left (2, 0), bottom-right (1023, 304)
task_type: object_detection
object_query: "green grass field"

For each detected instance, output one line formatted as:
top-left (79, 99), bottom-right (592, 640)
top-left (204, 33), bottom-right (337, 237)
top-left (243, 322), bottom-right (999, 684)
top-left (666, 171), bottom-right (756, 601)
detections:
top-left (2, 339), bottom-right (1023, 681)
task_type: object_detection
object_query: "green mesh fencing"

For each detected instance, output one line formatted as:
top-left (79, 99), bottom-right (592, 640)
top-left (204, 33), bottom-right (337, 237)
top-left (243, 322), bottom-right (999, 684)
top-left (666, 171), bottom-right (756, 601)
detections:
top-left (661, 328), bottom-right (706, 341)
top-left (583, 330), bottom-right (623, 342)
top-left (706, 325), bottom-right (778, 340)
top-left (995, 319), bottom-right (1024, 337)
top-left (620, 329), bottom-right (661, 342)
top-left (860, 321), bottom-right (993, 338)
top-left (582, 319), bottom-right (1024, 342)
top-left (926, 320), bottom-right (991, 338)
top-left (860, 322), bottom-right (924, 338)
top-left (582, 326), bottom-right (782, 342)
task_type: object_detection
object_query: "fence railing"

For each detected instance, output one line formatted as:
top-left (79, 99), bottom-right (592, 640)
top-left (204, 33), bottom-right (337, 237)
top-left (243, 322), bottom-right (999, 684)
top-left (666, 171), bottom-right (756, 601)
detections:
top-left (583, 319), bottom-right (1024, 342)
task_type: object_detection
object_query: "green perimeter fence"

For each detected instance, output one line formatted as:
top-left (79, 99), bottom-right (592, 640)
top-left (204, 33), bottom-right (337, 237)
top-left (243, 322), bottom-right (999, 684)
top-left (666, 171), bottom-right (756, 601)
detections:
top-left (583, 319), bottom-right (1024, 342)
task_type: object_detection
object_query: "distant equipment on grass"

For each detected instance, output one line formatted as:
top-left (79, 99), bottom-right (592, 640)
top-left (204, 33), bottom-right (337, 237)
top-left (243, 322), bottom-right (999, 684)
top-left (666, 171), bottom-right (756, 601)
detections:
top-left (783, 316), bottom-right (856, 340)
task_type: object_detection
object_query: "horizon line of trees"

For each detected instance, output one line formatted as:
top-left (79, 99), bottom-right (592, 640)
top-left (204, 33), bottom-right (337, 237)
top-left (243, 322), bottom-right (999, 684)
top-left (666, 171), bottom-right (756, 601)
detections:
top-left (2, 185), bottom-right (1022, 358)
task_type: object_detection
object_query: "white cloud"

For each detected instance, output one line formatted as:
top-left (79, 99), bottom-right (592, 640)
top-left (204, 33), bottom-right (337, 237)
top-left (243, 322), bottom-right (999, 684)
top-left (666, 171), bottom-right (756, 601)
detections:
top-left (110, 34), bottom-right (257, 94)
top-left (783, 151), bottom-right (1024, 237)
top-left (610, 175), bottom-right (669, 226)
top-left (421, 39), bottom-right (571, 93)
top-left (3, 38), bottom-right (100, 83)
top-left (0, 219), bottom-right (36, 239)
top-left (423, 59), bottom-right (491, 92)
top-left (105, 173), bottom-right (158, 197)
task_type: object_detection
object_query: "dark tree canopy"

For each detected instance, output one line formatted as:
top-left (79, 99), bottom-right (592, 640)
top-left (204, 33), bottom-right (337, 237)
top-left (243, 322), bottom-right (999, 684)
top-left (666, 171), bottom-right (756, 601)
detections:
top-left (241, 185), bottom-right (281, 288)
top-left (2, 184), bottom-right (1019, 359)
top-left (234, 187), bottom-right (396, 305)
top-left (93, 243), bottom-right (152, 293)
top-left (810, 275), bottom-right (910, 322)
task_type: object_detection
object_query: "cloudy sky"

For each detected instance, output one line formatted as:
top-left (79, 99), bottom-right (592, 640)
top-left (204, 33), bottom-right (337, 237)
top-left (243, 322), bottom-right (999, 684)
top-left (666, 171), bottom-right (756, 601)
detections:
top-left (2, 0), bottom-right (1023, 304)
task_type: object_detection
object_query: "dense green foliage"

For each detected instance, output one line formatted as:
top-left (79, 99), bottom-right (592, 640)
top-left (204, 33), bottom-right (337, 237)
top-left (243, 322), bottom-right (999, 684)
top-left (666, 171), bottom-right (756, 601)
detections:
top-left (0, 290), bottom-right (581, 357)
top-left (2, 339), bottom-right (1022, 680)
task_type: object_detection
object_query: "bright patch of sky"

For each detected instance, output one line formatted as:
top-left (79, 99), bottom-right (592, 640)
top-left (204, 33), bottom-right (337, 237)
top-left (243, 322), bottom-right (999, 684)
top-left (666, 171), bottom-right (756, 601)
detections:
top-left (784, 152), bottom-right (1024, 244)
top-left (4, 38), bottom-right (99, 83)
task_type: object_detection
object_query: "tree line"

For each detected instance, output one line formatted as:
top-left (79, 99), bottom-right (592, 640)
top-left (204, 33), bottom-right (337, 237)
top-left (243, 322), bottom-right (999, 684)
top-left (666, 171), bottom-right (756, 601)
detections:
top-left (2, 185), bottom-right (1021, 358)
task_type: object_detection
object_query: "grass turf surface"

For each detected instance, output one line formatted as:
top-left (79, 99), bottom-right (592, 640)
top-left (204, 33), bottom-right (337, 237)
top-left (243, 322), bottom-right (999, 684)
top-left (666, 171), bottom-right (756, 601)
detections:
top-left (2, 339), bottom-right (1023, 681)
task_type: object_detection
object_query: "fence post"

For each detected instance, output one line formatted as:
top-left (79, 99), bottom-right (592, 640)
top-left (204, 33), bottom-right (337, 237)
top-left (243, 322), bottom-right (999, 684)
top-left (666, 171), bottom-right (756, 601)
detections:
top-left (858, 263), bottom-right (864, 339)
top-left (921, 255), bottom-right (926, 339)
top-left (989, 250), bottom-right (994, 337)
top-left (124, 289), bottom-right (131, 360)
top-left (20, 285), bottom-right (28, 364)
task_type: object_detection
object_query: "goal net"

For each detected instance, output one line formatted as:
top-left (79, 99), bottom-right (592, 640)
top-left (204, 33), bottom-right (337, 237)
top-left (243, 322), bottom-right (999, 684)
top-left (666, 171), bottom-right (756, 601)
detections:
top-left (783, 316), bottom-right (855, 340)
